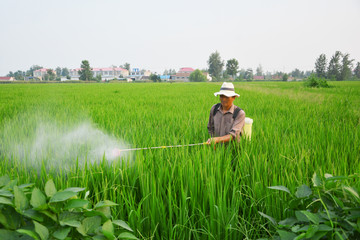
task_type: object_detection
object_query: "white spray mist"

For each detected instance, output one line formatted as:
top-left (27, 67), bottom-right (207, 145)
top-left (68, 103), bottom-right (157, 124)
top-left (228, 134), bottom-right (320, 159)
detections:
top-left (1, 118), bottom-right (132, 170)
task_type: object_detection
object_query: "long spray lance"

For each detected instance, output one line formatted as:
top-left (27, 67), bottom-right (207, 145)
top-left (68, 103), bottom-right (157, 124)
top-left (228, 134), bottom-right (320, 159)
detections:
top-left (112, 142), bottom-right (208, 157)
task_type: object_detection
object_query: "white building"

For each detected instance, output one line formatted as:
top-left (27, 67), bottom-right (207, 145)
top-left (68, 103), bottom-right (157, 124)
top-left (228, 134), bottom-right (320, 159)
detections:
top-left (69, 67), bottom-right (129, 80)
top-left (33, 68), bottom-right (56, 80)
top-left (129, 68), bottom-right (151, 81)
top-left (172, 67), bottom-right (194, 81)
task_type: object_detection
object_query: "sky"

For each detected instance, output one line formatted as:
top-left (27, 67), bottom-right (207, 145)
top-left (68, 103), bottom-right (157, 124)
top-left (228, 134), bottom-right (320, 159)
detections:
top-left (0, 0), bottom-right (359, 76)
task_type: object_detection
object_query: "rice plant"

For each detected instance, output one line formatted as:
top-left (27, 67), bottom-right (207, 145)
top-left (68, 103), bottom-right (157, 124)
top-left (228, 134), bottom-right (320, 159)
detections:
top-left (0, 81), bottom-right (359, 239)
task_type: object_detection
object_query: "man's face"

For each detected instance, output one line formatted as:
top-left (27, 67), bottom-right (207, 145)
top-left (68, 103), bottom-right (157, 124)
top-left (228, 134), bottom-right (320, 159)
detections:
top-left (220, 95), bottom-right (236, 109)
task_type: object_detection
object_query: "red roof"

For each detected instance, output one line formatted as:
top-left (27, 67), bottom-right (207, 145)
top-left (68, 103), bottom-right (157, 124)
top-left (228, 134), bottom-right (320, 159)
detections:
top-left (114, 67), bottom-right (127, 71)
top-left (95, 67), bottom-right (113, 71)
top-left (0, 77), bottom-right (13, 80)
top-left (179, 67), bottom-right (194, 72)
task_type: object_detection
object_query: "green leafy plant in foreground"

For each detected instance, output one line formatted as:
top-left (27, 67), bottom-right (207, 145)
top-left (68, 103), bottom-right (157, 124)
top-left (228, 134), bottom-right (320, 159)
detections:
top-left (259, 173), bottom-right (360, 240)
top-left (0, 175), bottom-right (138, 240)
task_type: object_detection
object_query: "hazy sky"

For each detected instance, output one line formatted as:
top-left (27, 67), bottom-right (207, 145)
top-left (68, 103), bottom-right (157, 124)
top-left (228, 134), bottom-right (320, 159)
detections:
top-left (1, 0), bottom-right (359, 75)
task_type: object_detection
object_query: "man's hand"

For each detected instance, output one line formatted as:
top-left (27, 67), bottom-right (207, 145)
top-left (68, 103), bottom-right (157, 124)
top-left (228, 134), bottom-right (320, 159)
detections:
top-left (206, 135), bottom-right (233, 145)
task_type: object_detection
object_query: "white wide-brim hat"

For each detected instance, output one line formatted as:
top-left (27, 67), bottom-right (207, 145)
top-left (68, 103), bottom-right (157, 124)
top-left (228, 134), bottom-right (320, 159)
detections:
top-left (214, 82), bottom-right (240, 97)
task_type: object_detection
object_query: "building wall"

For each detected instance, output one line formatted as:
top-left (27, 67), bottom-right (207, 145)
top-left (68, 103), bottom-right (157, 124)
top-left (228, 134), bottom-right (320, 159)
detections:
top-left (129, 69), bottom-right (151, 81)
top-left (69, 68), bottom-right (129, 80)
top-left (0, 77), bottom-right (14, 81)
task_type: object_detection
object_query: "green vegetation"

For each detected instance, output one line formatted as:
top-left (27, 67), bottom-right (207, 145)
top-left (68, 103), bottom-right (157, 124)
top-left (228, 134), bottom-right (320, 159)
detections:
top-left (189, 69), bottom-right (207, 82)
top-left (226, 59), bottom-right (239, 79)
top-left (282, 74), bottom-right (289, 82)
top-left (315, 51), bottom-right (355, 81)
top-left (0, 82), bottom-right (359, 239)
top-left (304, 74), bottom-right (329, 88)
top-left (78, 60), bottom-right (94, 81)
top-left (260, 173), bottom-right (360, 240)
top-left (0, 175), bottom-right (136, 240)
top-left (150, 73), bottom-right (160, 82)
top-left (207, 51), bottom-right (224, 81)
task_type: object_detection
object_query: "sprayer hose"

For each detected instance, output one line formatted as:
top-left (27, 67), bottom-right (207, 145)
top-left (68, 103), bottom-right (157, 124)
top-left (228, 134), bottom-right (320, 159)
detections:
top-left (119, 142), bottom-right (207, 152)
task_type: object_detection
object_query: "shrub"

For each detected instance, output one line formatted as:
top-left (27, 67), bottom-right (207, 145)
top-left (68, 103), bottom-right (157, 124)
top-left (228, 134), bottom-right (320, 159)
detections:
top-left (259, 173), bottom-right (360, 240)
top-left (189, 69), bottom-right (207, 82)
top-left (304, 74), bottom-right (329, 88)
top-left (0, 175), bottom-right (138, 240)
top-left (96, 74), bottom-right (102, 82)
top-left (282, 74), bottom-right (288, 82)
top-left (149, 74), bottom-right (160, 82)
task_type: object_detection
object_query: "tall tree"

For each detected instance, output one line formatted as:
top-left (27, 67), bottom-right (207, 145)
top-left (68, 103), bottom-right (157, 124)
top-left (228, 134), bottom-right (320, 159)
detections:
top-left (13, 70), bottom-right (25, 80)
top-left (238, 69), bottom-right (246, 80)
top-left (163, 69), bottom-right (177, 75)
top-left (256, 64), bottom-right (263, 76)
top-left (55, 67), bottom-right (62, 76)
top-left (44, 69), bottom-right (56, 81)
top-left (340, 53), bottom-right (354, 80)
top-left (244, 68), bottom-right (253, 80)
top-left (207, 51), bottom-right (224, 81)
top-left (61, 68), bottom-right (69, 77)
top-left (354, 62), bottom-right (360, 79)
top-left (121, 63), bottom-right (130, 71)
top-left (265, 71), bottom-right (272, 80)
top-left (150, 73), bottom-right (160, 82)
top-left (282, 73), bottom-right (289, 81)
top-left (226, 58), bottom-right (239, 79)
top-left (304, 70), bottom-right (313, 78)
top-left (189, 69), bottom-right (207, 82)
top-left (315, 54), bottom-right (327, 78)
top-left (78, 60), bottom-right (93, 81)
top-left (327, 51), bottom-right (342, 80)
top-left (26, 65), bottom-right (42, 76)
top-left (291, 68), bottom-right (303, 79)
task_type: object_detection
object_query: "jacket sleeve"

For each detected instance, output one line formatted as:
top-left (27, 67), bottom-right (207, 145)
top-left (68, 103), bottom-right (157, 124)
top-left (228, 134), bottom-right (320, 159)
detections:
top-left (207, 105), bottom-right (215, 136)
top-left (229, 110), bottom-right (245, 141)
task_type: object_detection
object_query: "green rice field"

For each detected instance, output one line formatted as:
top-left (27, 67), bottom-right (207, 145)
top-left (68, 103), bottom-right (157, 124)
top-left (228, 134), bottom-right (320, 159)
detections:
top-left (0, 81), bottom-right (359, 239)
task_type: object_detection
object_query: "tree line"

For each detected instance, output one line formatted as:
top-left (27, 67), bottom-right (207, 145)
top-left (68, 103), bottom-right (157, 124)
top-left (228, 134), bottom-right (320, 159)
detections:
top-left (5, 61), bottom-right (132, 81)
top-left (6, 65), bottom-right (70, 81)
top-left (315, 51), bottom-right (360, 80)
top-left (5, 52), bottom-right (360, 82)
top-left (189, 51), bottom-right (314, 82)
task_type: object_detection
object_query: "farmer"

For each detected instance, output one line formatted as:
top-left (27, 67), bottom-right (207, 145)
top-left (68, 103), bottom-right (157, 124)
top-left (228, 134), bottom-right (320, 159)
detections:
top-left (207, 82), bottom-right (245, 145)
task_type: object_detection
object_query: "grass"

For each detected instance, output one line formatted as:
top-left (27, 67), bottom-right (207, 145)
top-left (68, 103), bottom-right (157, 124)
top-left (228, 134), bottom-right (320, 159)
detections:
top-left (0, 81), bottom-right (359, 239)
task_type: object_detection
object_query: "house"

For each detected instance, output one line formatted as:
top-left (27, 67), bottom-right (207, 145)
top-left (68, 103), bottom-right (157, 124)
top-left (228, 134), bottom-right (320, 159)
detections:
top-left (69, 67), bottom-right (129, 80)
top-left (253, 76), bottom-right (265, 80)
top-left (128, 68), bottom-right (151, 81)
top-left (173, 67), bottom-right (194, 81)
top-left (272, 75), bottom-right (281, 80)
top-left (0, 77), bottom-right (14, 81)
top-left (33, 68), bottom-right (56, 80)
top-left (92, 67), bottom-right (129, 80)
top-left (69, 68), bottom-right (82, 80)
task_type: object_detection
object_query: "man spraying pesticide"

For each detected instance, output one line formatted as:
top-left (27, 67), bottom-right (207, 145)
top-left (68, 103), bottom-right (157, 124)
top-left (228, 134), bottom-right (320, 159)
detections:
top-left (207, 82), bottom-right (246, 145)
top-left (112, 82), bottom-right (251, 157)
